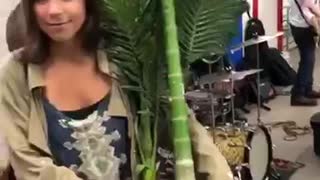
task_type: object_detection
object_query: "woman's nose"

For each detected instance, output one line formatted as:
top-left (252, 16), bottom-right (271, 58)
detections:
top-left (47, 1), bottom-right (63, 16)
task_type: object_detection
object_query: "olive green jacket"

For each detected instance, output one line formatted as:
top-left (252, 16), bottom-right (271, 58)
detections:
top-left (0, 49), bottom-right (232, 180)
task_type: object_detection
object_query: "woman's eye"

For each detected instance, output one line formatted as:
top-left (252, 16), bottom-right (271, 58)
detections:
top-left (35, 0), bottom-right (47, 4)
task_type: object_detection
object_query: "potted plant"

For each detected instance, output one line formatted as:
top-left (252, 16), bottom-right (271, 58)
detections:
top-left (100, 0), bottom-right (247, 179)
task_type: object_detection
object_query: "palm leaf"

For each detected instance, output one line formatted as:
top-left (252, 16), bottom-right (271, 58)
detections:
top-left (99, 0), bottom-right (247, 179)
top-left (100, 0), bottom-right (167, 179)
top-left (176, 0), bottom-right (247, 65)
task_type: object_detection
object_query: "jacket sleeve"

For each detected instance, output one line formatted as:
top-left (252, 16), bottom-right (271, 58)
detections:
top-left (188, 111), bottom-right (233, 180)
top-left (0, 80), bottom-right (81, 180)
top-left (0, 132), bottom-right (9, 176)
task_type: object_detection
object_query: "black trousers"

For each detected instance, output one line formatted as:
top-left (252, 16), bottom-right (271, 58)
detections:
top-left (290, 25), bottom-right (316, 96)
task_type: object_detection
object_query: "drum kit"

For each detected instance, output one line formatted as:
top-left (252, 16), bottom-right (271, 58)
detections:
top-left (185, 32), bottom-right (284, 180)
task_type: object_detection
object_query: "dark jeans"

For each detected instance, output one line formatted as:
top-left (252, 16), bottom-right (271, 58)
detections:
top-left (290, 25), bottom-right (316, 97)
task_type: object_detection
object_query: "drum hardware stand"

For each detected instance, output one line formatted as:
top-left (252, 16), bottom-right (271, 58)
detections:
top-left (229, 73), bottom-right (249, 125)
top-left (234, 163), bottom-right (250, 180)
top-left (235, 165), bottom-right (243, 180)
top-left (209, 93), bottom-right (216, 128)
top-left (230, 32), bottom-right (284, 125)
top-left (230, 73), bottom-right (236, 125)
top-left (198, 58), bottom-right (228, 128)
top-left (269, 162), bottom-right (281, 180)
top-left (253, 32), bottom-right (264, 125)
top-left (207, 60), bottom-right (217, 128)
top-left (248, 81), bottom-right (272, 112)
top-left (239, 39), bottom-right (272, 121)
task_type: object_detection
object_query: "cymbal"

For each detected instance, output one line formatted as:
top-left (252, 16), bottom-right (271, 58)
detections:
top-left (231, 69), bottom-right (263, 81)
top-left (199, 73), bottom-right (230, 85)
top-left (230, 32), bottom-right (284, 53)
top-left (199, 69), bottom-right (263, 85)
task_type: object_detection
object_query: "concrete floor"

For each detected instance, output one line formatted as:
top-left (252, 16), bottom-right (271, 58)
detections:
top-left (244, 49), bottom-right (320, 180)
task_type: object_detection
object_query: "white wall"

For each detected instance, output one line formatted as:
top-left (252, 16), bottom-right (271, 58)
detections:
top-left (242, 0), bottom-right (254, 28)
top-left (259, 0), bottom-right (279, 47)
top-left (0, 0), bottom-right (20, 58)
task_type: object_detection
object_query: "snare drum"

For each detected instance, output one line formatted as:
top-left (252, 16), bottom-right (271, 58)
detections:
top-left (185, 90), bottom-right (218, 126)
top-left (209, 125), bottom-right (272, 180)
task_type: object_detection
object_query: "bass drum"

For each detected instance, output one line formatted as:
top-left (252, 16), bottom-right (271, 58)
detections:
top-left (209, 125), bottom-right (273, 180)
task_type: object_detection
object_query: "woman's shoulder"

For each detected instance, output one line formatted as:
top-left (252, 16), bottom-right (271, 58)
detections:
top-left (0, 48), bottom-right (25, 77)
top-left (0, 48), bottom-right (30, 100)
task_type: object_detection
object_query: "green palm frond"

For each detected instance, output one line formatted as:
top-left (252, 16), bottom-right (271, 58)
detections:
top-left (100, 0), bottom-right (166, 179)
top-left (176, 0), bottom-right (247, 65)
top-left (99, 0), bottom-right (247, 179)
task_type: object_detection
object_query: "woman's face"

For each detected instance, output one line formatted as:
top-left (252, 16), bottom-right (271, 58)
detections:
top-left (33, 0), bottom-right (86, 42)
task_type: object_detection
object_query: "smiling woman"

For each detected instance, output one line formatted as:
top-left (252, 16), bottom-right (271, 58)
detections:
top-left (33, 0), bottom-right (86, 42)
top-left (0, 0), bottom-right (234, 179)
top-left (22, 0), bottom-right (102, 63)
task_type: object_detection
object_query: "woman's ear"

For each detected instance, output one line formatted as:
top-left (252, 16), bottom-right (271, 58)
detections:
top-left (6, 3), bottom-right (26, 52)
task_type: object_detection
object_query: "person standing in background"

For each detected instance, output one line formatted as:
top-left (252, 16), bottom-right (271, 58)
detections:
top-left (289, 0), bottom-right (320, 106)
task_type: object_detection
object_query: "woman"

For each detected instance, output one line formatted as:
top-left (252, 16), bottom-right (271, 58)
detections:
top-left (289, 0), bottom-right (320, 106)
top-left (0, 0), bottom-right (232, 179)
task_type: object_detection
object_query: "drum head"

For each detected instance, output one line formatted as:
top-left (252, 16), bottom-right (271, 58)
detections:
top-left (185, 90), bottom-right (210, 100)
top-left (247, 126), bottom-right (272, 180)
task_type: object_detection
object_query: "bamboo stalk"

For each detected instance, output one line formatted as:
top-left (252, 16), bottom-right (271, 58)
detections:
top-left (160, 0), bottom-right (196, 179)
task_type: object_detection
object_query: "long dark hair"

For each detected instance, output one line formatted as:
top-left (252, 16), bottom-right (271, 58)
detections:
top-left (21, 0), bottom-right (104, 64)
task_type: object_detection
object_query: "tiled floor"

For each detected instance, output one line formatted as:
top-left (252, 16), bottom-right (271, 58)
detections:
top-left (245, 49), bottom-right (320, 180)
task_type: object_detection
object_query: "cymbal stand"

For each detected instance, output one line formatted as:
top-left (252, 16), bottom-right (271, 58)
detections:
top-left (209, 93), bottom-right (216, 128)
top-left (269, 163), bottom-right (281, 180)
top-left (207, 60), bottom-right (216, 128)
top-left (255, 36), bottom-right (262, 124)
top-left (230, 73), bottom-right (236, 125)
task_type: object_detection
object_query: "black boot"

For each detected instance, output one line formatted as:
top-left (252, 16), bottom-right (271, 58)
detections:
top-left (291, 96), bottom-right (318, 106)
top-left (306, 90), bottom-right (320, 99)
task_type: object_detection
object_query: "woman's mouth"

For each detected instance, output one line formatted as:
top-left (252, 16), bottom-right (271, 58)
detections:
top-left (47, 21), bottom-right (71, 26)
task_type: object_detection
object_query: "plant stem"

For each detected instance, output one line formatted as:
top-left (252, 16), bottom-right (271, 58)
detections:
top-left (161, 0), bottom-right (196, 179)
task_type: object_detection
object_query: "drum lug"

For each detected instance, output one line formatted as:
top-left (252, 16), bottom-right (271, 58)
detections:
top-left (239, 163), bottom-right (250, 168)
top-left (216, 127), bottom-right (226, 132)
top-left (234, 127), bottom-right (241, 133)
top-left (246, 127), bottom-right (255, 132)
top-left (267, 125), bottom-right (272, 132)
top-left (191, 104), bottom-right (199, 110)
top-left (228, 143), bottom-right (252, 150)
top-left (226, 123), bottom-right (232, 127)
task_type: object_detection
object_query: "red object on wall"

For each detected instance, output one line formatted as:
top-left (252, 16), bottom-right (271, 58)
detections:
top-left (277, 0), bottom-right (283, 51)
top-left (253, 0), bottom-right (259, 18)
